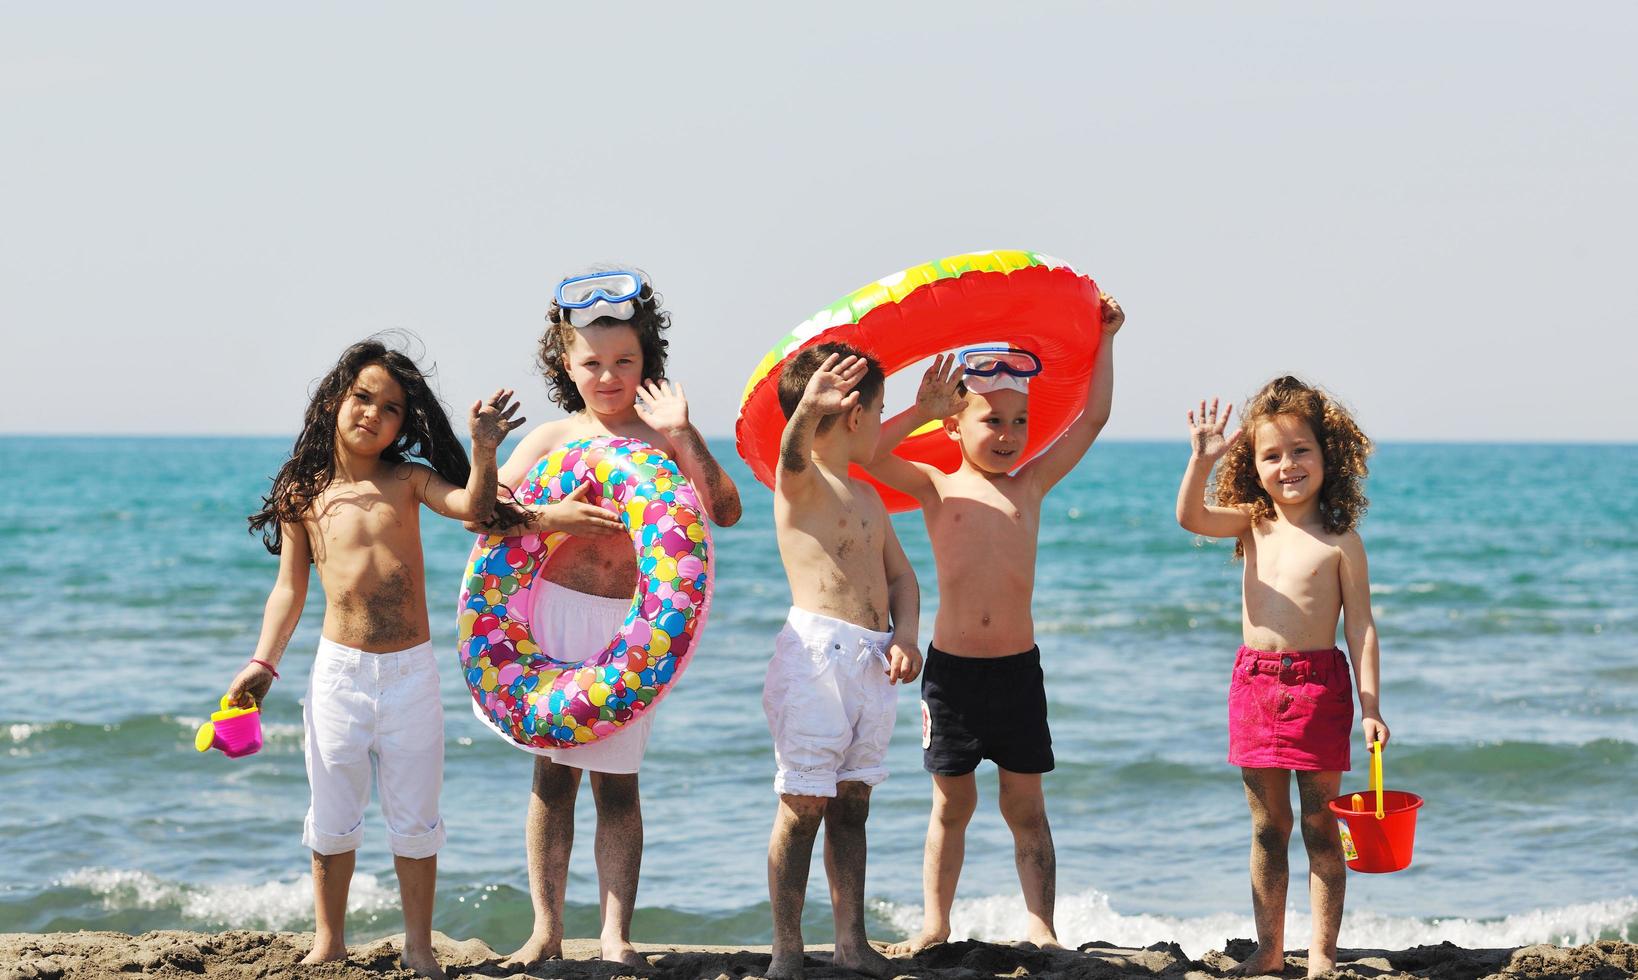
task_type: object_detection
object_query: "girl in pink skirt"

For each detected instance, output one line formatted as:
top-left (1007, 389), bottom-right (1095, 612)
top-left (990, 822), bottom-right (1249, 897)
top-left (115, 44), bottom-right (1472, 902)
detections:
top-left (1176, 376), bottom-right (1391, 978)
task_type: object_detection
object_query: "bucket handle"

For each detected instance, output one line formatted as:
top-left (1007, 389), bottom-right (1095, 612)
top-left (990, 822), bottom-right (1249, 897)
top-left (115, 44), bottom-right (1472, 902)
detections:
top-left (1370, 740), bottom-right (1385, 819)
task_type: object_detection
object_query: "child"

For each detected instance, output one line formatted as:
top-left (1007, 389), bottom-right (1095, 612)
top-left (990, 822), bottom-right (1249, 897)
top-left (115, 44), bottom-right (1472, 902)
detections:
top-left (865, 293), bottom-right (1125, 954)
top-left (465, 267), bottom-right (742, 969)
top-left (225, 338), bottom-right (523, 980)
top-left (1175, 376), bottom-right (1389, 977)
top-left (766, 342), bottom-right (922, 979)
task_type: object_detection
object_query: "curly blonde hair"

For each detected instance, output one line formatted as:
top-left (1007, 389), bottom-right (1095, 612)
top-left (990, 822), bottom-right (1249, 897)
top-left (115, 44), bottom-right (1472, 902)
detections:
top-left (537, 265), bottom-right (671, 413)
top-left (1212, 375), bottom-right (1372, 559)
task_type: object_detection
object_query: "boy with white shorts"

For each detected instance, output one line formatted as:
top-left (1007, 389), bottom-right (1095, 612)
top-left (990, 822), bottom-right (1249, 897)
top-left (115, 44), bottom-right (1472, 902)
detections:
top-left (765, 342), bottom-right (922, 980)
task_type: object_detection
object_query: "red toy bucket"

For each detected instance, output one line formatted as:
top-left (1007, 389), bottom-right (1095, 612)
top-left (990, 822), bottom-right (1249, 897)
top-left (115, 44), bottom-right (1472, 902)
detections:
top-left (1326, 743), bottom-right (1423, 873)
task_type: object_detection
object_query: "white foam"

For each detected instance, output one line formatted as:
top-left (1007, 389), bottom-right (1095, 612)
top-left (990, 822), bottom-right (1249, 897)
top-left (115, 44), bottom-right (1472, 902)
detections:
top-left (872, 890), bottom-right (1638, 959)
top-left (60, 867), bottom-right (397, 930)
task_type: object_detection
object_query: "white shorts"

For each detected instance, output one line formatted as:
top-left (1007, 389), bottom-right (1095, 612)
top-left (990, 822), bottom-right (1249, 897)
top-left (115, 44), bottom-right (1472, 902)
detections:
top-left (302, 638), bottom-right (445, 859)
top-left (469, 581), bottom-right (656, 775)
top-left (762, 606), bottom-right (897, 797)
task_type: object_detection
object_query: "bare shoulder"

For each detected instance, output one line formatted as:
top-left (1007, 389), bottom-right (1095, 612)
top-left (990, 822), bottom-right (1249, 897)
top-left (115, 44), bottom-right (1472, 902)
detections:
top-left (1335, 528), bottom-right (1367, 559)
top-left (499, 419), bottom-right (574, 485)
top-left (518, 418), bottom-right (575, 455)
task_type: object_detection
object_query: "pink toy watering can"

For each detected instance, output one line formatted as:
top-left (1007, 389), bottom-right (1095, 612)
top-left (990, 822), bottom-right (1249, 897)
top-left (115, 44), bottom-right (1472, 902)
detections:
top-left (194, 695), bottom-right (263, 758)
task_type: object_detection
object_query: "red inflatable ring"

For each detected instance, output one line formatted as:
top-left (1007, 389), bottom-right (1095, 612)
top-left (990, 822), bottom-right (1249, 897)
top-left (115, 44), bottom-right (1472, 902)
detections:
top-left (734, 250), bottom-right (1104, 512)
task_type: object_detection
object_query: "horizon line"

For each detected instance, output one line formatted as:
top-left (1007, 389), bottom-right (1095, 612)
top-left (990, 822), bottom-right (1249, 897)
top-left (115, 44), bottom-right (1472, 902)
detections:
top-left (2, 432), bottom-right (1633, 448)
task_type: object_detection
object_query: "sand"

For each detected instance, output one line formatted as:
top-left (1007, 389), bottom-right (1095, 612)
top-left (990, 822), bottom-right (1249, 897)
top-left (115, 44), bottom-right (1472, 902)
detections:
top-left (2, 930), bottom-right (1635, 980)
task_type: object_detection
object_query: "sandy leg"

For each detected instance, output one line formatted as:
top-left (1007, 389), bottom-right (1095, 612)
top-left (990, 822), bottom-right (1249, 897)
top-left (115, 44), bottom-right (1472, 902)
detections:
top-left (501, 759), bottom-right (579, 968)
top-left (302, 849), bottom-right (353, 964)
top-left (998, 768), bottom-right (1060, 948)
top-left (1233, 767), bottom-right (1294, 976)
top-left (823, 783), bottom-right (893, 978)
top-left (767, 793), bottom-right (827, 978)
top-left (1297, 771), bottom-right (1345, 977)
top-left (590, 771), bottom-right (646, 968)
top-left (887, 773), bottom-right (976, 957)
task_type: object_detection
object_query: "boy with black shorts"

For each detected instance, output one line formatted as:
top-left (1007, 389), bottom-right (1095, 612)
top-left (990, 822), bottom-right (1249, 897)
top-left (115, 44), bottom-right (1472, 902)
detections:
top-left (864, 293), bottom-right (1124, 953)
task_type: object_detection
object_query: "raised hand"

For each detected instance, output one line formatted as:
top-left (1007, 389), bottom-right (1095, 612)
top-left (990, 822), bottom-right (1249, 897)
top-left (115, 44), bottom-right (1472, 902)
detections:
top-left (634, 379), bottom-right (691, 435)
top-left (470, 389), bottom-right (526, 449)
top-left (1100, 291), bottom-right (1126, 336)
top-left (916, 353), bottom-right (967, 420)
top-left (801, 353), bottom-right (866, 416)
top-left (1187, 397), bottom-right (1241, 461)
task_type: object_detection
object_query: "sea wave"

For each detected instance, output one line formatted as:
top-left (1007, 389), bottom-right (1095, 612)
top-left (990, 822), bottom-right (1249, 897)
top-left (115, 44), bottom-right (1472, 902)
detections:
top-left (871, 889), bottom-right (1638, 959)
top-left (56, 867), bottom-right (397, 931)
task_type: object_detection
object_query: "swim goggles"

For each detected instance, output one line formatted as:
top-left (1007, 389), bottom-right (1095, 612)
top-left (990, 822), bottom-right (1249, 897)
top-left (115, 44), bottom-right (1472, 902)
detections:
top-left (960, 346), bottom-right (1041, 395)
top-left (555, 270), bottom-right (645, 328)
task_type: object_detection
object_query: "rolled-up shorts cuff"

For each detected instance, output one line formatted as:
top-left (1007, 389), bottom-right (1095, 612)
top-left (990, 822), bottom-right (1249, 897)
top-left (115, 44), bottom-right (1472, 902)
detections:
top-left (302, 813), bottom-right (363, 856)
top-left (388, 819), bottom-right (446, 859)
top-left (773, 771), bottom-right (838, 798)
top-left (837, 764), bottom-right (887, 787)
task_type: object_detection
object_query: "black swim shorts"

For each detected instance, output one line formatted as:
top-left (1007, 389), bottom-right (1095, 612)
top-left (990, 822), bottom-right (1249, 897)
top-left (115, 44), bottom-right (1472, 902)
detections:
top-left (919, 644), bottom-right (1054, 776)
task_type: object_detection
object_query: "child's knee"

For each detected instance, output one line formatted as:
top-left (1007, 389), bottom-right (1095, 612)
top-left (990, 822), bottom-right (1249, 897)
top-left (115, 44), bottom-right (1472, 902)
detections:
top-left (826, 784), bottom-right (872, 825)
top-left (933, 789), bottom-right (977, 826)
top-left (1251, 812), bottom-right (1293, 850)
top-left (590, 772), bottom-right (641, 813)
top-left (1299, 810), bottom-right (1342, 853)
top-left (998, 791), bottom-right (1047, 832)
top-left (780, 793), bottom-right (828, 830)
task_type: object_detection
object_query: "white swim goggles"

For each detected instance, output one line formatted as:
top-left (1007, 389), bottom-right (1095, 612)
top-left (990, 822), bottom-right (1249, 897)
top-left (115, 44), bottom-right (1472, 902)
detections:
top-left (960, 346), bottom-right (1042, 395)
top-left (555, 270), bottom-right (645, 328)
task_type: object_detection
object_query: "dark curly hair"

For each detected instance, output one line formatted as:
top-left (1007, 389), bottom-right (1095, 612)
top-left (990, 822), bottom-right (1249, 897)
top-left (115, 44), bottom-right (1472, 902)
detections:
top-left (538, 265), bottom-right (670, 412)
top-left (248, 336), bottom-right (471, 555)
top-left (1212, 375), bottom-right (1372, 560)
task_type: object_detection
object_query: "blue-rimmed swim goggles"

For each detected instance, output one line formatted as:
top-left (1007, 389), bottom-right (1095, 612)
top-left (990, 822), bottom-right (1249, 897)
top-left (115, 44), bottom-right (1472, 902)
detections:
top-left (555, 270), bottom-right (645, 328)
top-left (960, 346), bottom-right (1041, 394)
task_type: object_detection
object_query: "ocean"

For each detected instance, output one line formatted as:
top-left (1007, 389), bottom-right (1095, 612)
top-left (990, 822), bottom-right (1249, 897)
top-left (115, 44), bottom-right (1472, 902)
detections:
top-left (1, 437), bottom-right (1633, 957)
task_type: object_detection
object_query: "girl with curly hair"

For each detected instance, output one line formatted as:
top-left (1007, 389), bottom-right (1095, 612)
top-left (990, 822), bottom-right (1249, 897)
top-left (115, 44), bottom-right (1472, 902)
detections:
top-left (227, 337), bottom-right (523, 978)
top-left (1175, 375), bottom-right (1390, 978)
top-left (466, 266), bottom-right (742, 970)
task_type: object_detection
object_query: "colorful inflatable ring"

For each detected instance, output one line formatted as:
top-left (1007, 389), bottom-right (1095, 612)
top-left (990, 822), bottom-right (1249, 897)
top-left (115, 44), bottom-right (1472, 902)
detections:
top-left (456, 436), bottom-right (713, 750)
top-left (735, 250), bottom-right (1104, 512)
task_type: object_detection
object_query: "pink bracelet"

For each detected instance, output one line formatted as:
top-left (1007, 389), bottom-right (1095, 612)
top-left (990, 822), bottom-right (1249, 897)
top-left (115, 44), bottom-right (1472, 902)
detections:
top-left (250, 658), bottom-right (280, 679)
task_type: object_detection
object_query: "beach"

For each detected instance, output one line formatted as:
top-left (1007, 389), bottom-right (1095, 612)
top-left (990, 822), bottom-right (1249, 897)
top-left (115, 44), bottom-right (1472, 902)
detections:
top-left (4, 930), bottom-right (1637, 979)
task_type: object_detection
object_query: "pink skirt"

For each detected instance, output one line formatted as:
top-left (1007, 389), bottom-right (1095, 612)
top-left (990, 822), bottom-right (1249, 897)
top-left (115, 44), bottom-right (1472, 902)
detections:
top-left (1227, 645), bottom-right (1354, 772)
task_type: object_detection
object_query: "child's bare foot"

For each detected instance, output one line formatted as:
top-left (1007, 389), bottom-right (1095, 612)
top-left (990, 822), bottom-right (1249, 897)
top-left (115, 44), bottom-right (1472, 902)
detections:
top-left (886, 927), bottom-right (948, 957)
top-left (600, 938), bottom-right (646, 968)
top-left (1227, 945), bottom-right (1288, 976)
top-left (499, 931), bottom-right (562, 969)
top-left (833, 940), bottom-right (895, 978)
top-left (767, 948), bottom-right (808, 979)
top-left (399, 946), bottom-right (447, 980)
top-left (1305, 949), bottom-right (1337, 977)
top-left (300, 938), bottom-right (347, 965)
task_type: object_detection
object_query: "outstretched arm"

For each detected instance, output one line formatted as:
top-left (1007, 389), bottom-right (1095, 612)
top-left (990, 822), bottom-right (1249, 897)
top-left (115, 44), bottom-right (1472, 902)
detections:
top-left (864, 353), bottom-right (964, 501)
top-left (421, 389), bottom-right (525, 522)
top-left (1021, 292), bottom-right (1124, 491)
top-left (1340, 532), bottom-right (1389, 747)
top-left (228, 521), bottom-right (311, 707)
top-left (1176, 397), bottom-right (1253, 538)
top-left (636, 379), bottom-right (743, 527)
top-left (882, 515), bottom-right (922, 684)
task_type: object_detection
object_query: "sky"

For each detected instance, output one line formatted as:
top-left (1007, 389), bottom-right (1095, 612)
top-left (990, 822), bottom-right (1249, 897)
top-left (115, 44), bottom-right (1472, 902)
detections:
top-left (2, 4), bottom-right (1634, 442)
